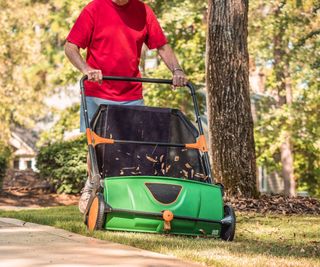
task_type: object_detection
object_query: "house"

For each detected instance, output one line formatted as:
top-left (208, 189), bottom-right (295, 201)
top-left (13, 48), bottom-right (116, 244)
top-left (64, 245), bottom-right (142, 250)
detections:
top-left (9, 128), bottom-right (38, 171)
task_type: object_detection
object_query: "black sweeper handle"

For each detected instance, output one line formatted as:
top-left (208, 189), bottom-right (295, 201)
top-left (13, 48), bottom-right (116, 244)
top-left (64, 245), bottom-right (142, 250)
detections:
top-left (80, 76), bottom-right (204, 133)
top-left (79, 75), bottom-right (213, 181)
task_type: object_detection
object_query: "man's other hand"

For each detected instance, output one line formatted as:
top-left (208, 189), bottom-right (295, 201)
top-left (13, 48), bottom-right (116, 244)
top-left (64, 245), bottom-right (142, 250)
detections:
top-left (173, 69), bottom-right (188, 88)
top-left (85, 68), bottom-right (103, 84)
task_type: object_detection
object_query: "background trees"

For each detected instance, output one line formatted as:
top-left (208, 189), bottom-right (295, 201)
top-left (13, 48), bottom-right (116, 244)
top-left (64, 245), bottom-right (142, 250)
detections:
top-left (250, 0), bottom-right (320, 196)
top-left (0, 0), bottom-right (50, 141)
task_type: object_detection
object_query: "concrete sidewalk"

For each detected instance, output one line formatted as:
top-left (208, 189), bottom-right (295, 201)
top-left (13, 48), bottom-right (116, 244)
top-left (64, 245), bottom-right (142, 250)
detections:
top-left (0, 218), bottom-right (199, 267)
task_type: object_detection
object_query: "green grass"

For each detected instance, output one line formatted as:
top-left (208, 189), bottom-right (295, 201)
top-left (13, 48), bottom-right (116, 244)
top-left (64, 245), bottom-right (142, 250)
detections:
top-left (0, 206), bottom-right (319, 267)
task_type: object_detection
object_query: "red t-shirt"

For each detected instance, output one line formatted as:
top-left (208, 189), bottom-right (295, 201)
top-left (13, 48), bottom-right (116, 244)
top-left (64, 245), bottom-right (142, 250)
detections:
top-left (67, 0), bottom-right (167, 101)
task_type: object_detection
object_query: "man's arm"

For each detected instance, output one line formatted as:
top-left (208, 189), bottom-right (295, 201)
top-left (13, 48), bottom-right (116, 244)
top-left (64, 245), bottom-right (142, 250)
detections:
top-left (157, 44), bottom-right (187, 87)
top-left (64, 41), bottom-right (102, 83)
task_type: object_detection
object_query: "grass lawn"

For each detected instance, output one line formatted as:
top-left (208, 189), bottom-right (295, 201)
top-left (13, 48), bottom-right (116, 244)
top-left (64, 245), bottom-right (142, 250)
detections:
top-left (0, 206), bottom-right (319, 267)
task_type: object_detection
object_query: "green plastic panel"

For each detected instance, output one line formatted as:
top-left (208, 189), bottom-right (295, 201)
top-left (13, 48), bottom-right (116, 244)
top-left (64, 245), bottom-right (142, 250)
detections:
top-left (103, 176), bottom-right (224, 237)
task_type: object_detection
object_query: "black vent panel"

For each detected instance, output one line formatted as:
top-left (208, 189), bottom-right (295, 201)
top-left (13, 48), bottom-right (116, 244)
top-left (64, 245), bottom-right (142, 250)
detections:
top-left (145, 183), bottom-right (182, 204)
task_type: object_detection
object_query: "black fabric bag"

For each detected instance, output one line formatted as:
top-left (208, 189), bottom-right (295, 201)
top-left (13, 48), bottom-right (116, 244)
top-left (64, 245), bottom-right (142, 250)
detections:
top-left (90, 105), bottom-right (207, 181)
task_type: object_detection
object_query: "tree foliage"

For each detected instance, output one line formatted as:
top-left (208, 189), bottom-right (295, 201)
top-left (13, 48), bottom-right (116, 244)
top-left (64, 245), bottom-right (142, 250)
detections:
top-left (0, 0), bottom-right (51, 141)
top-left (249, 0), bottom-right (320, 196)
top-left (38, 104), bottom-right (80, 146)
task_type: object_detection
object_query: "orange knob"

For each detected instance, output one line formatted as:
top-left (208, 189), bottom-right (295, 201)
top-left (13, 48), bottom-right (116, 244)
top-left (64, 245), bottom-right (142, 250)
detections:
top-left (162, 210), bottom-right (174, 222)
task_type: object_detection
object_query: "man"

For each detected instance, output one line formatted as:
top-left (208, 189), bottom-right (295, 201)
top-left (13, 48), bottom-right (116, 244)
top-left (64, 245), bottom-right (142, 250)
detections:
top-left (65, 0), bottom-right (187, 213)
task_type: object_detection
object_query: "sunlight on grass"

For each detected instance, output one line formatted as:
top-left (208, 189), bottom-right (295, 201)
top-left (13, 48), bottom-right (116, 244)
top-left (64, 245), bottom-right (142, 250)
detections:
top-left (1, 206), bottom-right (319, 267)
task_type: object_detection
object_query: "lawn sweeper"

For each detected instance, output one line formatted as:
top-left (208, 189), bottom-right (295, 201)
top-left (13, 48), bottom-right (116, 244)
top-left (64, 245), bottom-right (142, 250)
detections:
top-left (81, 76), bottom-right (236, 241)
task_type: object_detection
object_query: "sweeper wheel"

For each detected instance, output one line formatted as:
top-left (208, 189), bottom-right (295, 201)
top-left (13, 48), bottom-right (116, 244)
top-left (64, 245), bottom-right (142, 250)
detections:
top-left (87, 193), bottom-right (106, 231)
top-left (220, 205), bottom-right (236, 241)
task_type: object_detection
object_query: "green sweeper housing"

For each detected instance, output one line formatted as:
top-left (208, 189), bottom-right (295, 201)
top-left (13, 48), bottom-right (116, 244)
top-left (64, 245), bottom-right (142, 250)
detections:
top-left (81, 76), bottom-right (236, 241)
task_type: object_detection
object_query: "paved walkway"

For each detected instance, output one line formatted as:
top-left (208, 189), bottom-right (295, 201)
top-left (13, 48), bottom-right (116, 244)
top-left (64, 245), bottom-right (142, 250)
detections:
top-left (0, 218), bottom-right (199, 267)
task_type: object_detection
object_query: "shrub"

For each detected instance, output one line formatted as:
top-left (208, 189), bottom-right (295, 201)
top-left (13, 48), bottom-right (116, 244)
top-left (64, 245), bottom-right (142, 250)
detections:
top-left (36, 136), bottom-right (87, 193)
top-left (0, 145), bottom-right (10, 188)
top-left (0, 155), bottom-right (7, 187)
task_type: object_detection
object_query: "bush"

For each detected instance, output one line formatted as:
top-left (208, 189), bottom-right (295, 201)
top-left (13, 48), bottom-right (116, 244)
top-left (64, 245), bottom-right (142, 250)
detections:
top-left (36, 136), bottom-right (87, 193)
top-left (0, 144), bottom-right (11, 187)
top-left (0, 155), bottom-right (7, 187)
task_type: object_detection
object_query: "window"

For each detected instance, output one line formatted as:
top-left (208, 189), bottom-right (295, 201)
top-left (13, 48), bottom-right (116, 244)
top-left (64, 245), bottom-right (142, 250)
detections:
top-left (14, 160), bottom-right (20, 169)
top-left (26, 160), bottom-right (32, 169)
top-left (258, 166), bottom-right (268, 192)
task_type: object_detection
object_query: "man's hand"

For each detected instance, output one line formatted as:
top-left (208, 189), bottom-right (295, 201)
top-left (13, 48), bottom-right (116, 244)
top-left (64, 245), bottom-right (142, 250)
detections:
top-left (172, 69), bottom-right (188, 88)
top-left (84, 68), bottom-right (103, 84)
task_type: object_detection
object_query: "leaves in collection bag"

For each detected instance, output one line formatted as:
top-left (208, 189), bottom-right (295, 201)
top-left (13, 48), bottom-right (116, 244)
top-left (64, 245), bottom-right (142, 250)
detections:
top-left (146, 155), bottom-right (157, 163)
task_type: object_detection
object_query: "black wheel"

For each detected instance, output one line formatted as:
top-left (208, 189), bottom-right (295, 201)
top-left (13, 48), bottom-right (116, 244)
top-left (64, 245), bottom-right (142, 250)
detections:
top-left (87, 193), bottom-right (106, 231)
top-left (220, 205), bottom-right (236, 241)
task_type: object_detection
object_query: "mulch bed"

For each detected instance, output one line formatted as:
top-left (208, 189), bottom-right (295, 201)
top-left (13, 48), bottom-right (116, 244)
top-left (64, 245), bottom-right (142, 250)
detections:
top-left (0, 169), bottom-right (79, 208)
top-left (225, 194), bottom-right (320, 215)
top-left (0, 190), bottom-right (79, 208)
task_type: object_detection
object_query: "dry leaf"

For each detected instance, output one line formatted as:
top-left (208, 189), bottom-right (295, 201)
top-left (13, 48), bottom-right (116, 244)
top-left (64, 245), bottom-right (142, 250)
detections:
top-left (166, 165), bottom-right (171, 173)
top-left (146, 155), bottom-right (157, 163)
top-left (185, 163), bottom-right (192, 169)
top-left (174, 156), bottom-right (180, 162)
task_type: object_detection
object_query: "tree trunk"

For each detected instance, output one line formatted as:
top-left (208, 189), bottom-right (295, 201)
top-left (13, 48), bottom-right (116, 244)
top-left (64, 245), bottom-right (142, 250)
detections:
top-left (281, 134), bottom-right (295, 196)
top-left (273, 4), bottom-right (296, 196)
top-left (206, 0), bottom-right (258, 197)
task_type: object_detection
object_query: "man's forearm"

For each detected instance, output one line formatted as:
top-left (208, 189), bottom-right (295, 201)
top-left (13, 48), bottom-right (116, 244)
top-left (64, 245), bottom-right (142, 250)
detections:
top-left (64, 41), bottom-right (89, 74)
top-left (158, 44), bottom-right (187, 87)
top-left (65, 41), bottom-right (102, 82)
top-left (157, 44), bottom-right (182, 73)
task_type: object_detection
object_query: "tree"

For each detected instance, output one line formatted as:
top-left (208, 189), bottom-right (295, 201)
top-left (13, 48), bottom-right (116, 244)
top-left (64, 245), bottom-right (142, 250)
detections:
top-left (249, 0), bottom-right (319, 196)
top-left (0, 0), bottom-right (50, 143)
top-left (206, 0), bottom-right (258, 197)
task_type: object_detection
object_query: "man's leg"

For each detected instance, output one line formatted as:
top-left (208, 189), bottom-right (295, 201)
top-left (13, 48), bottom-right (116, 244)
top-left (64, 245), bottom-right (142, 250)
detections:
top-left (78, 97), bottom-right (144, 213)
top-left (78, 154), bottom-right (93, 213)
top-left (78, 97), bottom-right (98, 214)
